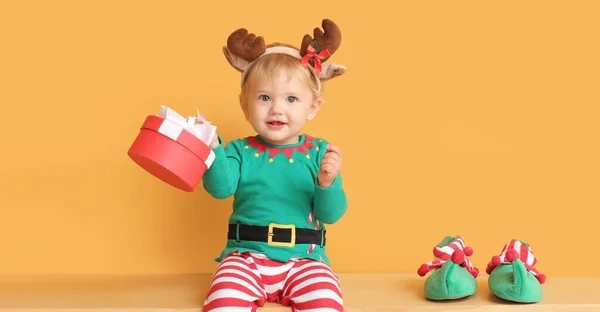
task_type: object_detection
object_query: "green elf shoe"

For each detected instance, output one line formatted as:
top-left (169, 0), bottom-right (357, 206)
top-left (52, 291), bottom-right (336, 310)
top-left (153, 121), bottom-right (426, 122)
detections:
top-left (417, 236), bottom-right (479, 300)
top-left (486, 239), bottom-right (547, 303)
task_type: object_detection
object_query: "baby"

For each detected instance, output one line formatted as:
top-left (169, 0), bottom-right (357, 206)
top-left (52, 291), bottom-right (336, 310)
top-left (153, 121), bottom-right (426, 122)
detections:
top-left (201, 19), bottom-right (348, 312)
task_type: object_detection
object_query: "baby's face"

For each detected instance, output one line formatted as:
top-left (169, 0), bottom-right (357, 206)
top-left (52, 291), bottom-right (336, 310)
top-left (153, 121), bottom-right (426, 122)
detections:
top-left (243, 69), bottom-right (320, 145)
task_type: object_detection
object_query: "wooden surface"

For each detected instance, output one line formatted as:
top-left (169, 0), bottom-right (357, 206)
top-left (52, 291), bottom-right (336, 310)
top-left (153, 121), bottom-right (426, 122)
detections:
top-left (0, 273), bottom-right (599, 311)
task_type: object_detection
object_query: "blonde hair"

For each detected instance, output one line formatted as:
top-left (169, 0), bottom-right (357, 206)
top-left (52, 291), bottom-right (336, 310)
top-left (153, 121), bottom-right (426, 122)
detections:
top-left (240, 53), bottom-right (322, 104)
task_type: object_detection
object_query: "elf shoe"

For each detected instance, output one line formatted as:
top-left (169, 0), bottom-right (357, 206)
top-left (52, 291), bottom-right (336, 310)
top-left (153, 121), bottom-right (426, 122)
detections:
top-left (417, 236), bottom-right (479, 301)
top-left (486, 239), bottom-right (546, 303)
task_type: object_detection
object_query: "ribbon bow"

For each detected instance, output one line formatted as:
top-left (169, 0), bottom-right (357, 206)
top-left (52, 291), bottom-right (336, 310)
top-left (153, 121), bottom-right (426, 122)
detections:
top-left (158, 105), bottom-right (216, 145)
top-left (300, 45), bottom-right (331, 75)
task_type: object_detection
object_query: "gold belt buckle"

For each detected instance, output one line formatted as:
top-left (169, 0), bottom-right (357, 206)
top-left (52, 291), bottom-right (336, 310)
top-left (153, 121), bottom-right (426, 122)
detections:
top-left (267, 223), bottom-right (296, 247)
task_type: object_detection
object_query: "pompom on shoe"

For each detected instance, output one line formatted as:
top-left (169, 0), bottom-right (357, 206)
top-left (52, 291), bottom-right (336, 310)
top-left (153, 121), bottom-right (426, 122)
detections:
top-left (417, 236), bottom-right (479, 301)
top-left (486, 239), bottom-right (546, 303)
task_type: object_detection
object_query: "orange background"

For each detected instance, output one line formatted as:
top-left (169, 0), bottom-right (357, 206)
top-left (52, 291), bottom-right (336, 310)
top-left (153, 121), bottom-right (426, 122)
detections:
top-left (1, 1), bottom-right (598, 278)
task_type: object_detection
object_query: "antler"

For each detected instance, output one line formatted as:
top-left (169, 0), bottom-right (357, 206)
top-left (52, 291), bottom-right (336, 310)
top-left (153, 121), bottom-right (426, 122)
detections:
top-left (300, 19), bottom-right (342, 56)
top-left (227, 28), bottom-right (266, 62)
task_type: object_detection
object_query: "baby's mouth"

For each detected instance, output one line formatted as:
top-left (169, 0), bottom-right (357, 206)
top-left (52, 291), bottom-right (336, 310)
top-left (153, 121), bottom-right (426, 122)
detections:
top-left (267, 121), bottom-right (286, 126)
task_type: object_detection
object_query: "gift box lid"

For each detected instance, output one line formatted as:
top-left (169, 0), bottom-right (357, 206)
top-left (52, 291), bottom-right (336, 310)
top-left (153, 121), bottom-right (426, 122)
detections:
top-left (141, 115), bottom-right (215, 165)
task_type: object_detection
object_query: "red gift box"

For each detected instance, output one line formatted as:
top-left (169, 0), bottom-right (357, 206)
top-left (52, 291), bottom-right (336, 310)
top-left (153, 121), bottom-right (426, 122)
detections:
top-left (128, 107), bottom-right (216, 192)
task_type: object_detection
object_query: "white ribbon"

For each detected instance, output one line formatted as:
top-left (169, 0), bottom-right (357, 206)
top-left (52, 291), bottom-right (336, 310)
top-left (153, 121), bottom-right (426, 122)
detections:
top-left (157, 105), bottom-right (217, 145)
top-left (156, 105), bottom-right (217, 168)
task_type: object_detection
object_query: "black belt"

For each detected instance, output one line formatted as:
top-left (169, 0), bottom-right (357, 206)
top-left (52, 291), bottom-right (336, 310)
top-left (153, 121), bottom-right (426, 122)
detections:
top-left (228, 223), bottom-right (326, 248)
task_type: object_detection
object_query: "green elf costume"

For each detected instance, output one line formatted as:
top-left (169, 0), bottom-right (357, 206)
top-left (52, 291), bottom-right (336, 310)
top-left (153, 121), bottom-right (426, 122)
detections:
top-left (202, 19), bottom-right (348, 266)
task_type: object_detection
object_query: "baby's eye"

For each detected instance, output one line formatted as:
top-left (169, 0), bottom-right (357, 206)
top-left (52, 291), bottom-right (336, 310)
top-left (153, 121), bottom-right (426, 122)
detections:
top-left (287, 96), bottom-right (298, 103)
top-left (260, 95), bottom-right (270, 101)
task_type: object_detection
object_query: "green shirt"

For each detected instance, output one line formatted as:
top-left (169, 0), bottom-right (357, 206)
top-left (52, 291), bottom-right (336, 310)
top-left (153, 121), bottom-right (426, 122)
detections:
top-left (202, 133), bottom-right (347, 265)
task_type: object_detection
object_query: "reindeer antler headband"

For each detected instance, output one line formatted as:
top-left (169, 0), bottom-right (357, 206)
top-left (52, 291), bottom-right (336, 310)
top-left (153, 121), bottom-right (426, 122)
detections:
top-left (222, 19), bottom-right (346, 91)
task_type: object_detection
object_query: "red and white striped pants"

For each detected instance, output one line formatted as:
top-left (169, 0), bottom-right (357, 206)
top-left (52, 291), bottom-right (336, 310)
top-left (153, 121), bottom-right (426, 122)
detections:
top-left (202, 252), bottom-right (344, 312)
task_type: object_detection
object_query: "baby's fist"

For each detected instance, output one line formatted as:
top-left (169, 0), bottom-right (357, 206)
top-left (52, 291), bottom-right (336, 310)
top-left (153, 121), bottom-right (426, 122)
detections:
top-left (209, 133), bottom-right (219, 148)
top-left (318, 144), bottom-right (343, 188)
top-left (196, 114), bottom-right (220, 148)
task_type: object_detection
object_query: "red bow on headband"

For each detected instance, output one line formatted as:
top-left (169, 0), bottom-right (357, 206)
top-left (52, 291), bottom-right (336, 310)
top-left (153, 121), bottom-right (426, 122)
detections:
top-left (301, 45), bottom-right (330, 75)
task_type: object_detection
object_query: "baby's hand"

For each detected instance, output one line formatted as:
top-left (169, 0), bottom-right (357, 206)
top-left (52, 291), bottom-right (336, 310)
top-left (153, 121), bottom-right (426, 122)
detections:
top-left (209, 133), bottom-right (219, 148)
top-left (318, 144), bottom-right (343, 188)
top-left (196, 114), bottom-right (220, 148)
